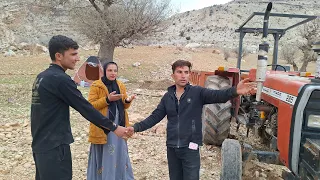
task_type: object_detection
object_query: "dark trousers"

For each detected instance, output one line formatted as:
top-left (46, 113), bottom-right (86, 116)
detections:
top-left (167, 147), bottom-right (200, 180)
top-left (33, 144), bottom-right (72, 180)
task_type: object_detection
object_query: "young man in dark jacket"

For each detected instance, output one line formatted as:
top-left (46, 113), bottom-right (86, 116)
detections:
top-left (30, 35), bottom-right (130, 180)
top-left (128, 60), bottom-right (256, 180)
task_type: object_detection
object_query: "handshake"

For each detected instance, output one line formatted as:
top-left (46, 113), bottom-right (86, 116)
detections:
top-left (113, 126), bottom-right (135, 139)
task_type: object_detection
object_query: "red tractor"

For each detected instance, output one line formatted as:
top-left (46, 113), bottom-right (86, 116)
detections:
top-left (190, 3), bottom-right (320, 180)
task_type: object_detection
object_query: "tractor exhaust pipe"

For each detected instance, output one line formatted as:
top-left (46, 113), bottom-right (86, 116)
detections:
top-left (312, 41), bottom-right (320, 79)
top-left (262, 3), bottom-right (272, 38)
top-left (256, 2), bottom-right (272, 102)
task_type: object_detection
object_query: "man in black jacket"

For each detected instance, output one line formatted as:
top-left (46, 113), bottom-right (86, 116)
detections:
top-left (128, 60), bottom-right (256, 180)
top-left (30, 35), bottom-right (130, 180)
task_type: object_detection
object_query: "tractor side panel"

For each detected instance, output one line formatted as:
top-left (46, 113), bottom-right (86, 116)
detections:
top-left (261, 75), bottom-right (308, 167)
top-left (277, 101), bottom-right (294, 167)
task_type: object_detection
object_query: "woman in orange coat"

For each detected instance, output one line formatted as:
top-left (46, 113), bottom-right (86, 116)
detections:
top-left (86, 61), bottom-right (135, 180)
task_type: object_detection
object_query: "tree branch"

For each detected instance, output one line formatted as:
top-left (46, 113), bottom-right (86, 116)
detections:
top-left (71, 0), bottom-right (173, 59)
top-left (106, 0), bottom-right (114, 7)
top-left (89, 0), bottom-right (102, 14)
top-left (96, 0), bottom-right (114, 7)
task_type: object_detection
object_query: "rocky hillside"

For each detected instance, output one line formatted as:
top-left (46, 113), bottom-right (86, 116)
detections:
top-left (0, 0), bottom-right (319, 52)
top-left (0, 0), bottom-right (86, 50)
top-left (143, 0), bottom-right (320, 51)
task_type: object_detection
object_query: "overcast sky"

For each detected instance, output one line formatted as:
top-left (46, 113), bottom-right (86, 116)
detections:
top-left (171, 0), bottom-right (233, 13)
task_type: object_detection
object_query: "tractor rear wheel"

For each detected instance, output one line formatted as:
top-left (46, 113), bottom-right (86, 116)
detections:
top-left (202, 75), bottom-right (232, 146)
top-left (220, 139), bottom-right (242, 180)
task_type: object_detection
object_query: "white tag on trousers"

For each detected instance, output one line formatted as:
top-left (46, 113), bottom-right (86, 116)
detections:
top-left (188, 142), bottom-right (198, 150)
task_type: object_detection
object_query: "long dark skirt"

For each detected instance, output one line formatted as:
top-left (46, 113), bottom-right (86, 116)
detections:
top-left (87, 107), bottom-right (134, 180)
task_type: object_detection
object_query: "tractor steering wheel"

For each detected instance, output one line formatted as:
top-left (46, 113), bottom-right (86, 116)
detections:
top-left (267, 64), bottom-right (287, 72)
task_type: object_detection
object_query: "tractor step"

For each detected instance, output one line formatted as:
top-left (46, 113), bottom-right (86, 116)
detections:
top-left (242, 143), bottom-right (281, 165)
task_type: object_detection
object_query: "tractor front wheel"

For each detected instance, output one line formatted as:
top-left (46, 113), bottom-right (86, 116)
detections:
top-left (220, 139), bottom-right (242, 180)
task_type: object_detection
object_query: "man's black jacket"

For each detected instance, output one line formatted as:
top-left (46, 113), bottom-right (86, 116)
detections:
top-left (133, 84), bottom-right (238, 148)
top-left (31, 64), bottom-right (117, 153)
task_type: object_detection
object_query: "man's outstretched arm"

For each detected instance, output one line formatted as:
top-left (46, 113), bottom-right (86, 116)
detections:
top-left (201, 78), bottom-right (256, 104)
top-left (131, 96), bottom-right (167, 133)
top-left (200, 86), bottom-right (238, 104)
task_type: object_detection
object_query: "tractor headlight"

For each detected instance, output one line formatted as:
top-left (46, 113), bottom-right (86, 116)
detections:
top-left (307, 115), bottom-right (320, 128)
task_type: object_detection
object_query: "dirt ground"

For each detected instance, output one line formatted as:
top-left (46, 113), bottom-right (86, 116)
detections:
top-left (0, 46), bottom-right (315, 180)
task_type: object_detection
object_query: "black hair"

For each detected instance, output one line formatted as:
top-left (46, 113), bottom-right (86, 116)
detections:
top-left (172, 59), bottom-right (192, 73)
top-left (48, 35), bottom-right (79, 61)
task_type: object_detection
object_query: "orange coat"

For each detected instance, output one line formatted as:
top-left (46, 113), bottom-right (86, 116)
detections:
top-left (87, 79), bottom-right (131, 144)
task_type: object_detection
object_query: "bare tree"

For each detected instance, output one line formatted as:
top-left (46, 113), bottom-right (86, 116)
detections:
top-left (35, 0), bottom-right (173, 63)
top-left (297, 18), bottom-right (320, 72)
top-left (69, 0), bottom-right (173, 63)
top-left (280, 44), bottom-right (299, 71)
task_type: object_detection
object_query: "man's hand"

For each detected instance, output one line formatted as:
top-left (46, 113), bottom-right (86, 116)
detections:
top-left (236, 78), bottom-right (257, 95)
top-left (125, 94), bottom-right (136, 103)
top-left (108, 91), bottom-right (123, 102)
top-left (114, 126), bottom-right (132, 139)
top-left (126, 126), bottom-right (135, 137)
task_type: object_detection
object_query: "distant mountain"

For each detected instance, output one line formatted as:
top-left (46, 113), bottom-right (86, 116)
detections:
top-left (139, 0), bottom-right (319, 52)
top-left (0, 0), bottom-right (319, 52)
